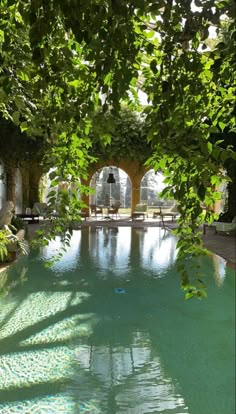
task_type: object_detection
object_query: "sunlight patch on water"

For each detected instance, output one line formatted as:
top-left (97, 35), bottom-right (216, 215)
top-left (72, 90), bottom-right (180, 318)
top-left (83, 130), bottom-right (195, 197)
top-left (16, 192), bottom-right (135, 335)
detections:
top-left (0, 394), bottom-right (76, 414)
top-left (0, 227), bottom-right (234, 414)
top-left (0, 291), bottom-right (91, 341)
top-left (0, 346), bottom-right (72, 390)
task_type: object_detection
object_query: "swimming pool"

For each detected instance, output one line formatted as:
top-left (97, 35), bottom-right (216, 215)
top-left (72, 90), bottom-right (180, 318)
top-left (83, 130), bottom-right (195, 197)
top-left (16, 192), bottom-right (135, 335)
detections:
top-left (0, 227), bottom-right (235, 414)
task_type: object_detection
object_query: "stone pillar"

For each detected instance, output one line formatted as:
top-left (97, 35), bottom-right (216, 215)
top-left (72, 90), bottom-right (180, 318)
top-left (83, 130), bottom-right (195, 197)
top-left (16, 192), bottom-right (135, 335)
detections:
top-left (5, 160), bottom-right (16, 206)
top-left (214, 199), bottom-right (222, 215)
top-left (20, 163), bottom-right (30, 211)
top-left (131, 183), bottom-right (141, 212)
top-left (87, 159), bottom-right (148, 213)
top-left (130, 171), bottom-right (144, 212)
top-left (28, 163), bottom-right (43, 208)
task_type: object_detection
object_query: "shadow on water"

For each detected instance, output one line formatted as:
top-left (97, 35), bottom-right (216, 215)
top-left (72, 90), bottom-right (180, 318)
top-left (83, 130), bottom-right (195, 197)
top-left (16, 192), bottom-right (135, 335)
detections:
top-left (0, 380), bottom-right (67, 404)
top-left (0, 227), bottom-right (234, 414)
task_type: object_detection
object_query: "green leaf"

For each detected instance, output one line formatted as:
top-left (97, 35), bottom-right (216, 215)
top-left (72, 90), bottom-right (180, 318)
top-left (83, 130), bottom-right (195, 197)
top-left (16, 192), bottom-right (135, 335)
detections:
top-left (18, 71), bottom-right (30, 81)
top-left (20, 121), bottom-right (28, 132)
top-left (68, 80), bottom-right (82, 88)
top-left (12, 111), bottom-right (20, 125)
top-left (0, 89), bottom-right (7, 102)
top-left (15, 97), bottom-right (25, 110)
top-left (211, 175), bottom-right (221, 186)
top-left (0, 29), bottom-right (4, 42)
top-left (207, 142), bottom-right (212, 153)
top-left (220, 151), bottom-right (228, 163)
top-left (212, 147), bottom-right (220, 160)
top-left (203, 69), bottom-right (213, 80)
top-left (150, 59), bottom-right (158, 74)
top-left (219, 121), bottom-right (226, 131)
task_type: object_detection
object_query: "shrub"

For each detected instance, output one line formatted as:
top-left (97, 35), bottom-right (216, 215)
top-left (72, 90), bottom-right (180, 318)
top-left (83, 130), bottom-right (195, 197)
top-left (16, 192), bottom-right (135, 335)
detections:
top-left (0, 230), bottom-right (10, 263)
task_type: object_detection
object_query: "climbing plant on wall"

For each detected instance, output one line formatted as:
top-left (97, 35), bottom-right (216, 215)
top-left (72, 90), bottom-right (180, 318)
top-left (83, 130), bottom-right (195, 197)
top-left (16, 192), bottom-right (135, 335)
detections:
top-left (0, 0), bottom-right (235, 297)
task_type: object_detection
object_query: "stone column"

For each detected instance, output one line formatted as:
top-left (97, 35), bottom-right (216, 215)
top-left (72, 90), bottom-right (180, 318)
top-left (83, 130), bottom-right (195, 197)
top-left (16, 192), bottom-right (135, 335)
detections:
top-left (28, 163), bottom-right (43, 208)
top-left (116, 160), bottom-right (147, 212)
top-left (131, 183), bottom-right (141, 212)
top-left (20, 163), bottom-right (30, 211)
top-left (5, 160), bottom-right (16, 206)
top-left (214, 199), bottom-right (222, 215)
top-left (130, 170), bottom-right (145, 212)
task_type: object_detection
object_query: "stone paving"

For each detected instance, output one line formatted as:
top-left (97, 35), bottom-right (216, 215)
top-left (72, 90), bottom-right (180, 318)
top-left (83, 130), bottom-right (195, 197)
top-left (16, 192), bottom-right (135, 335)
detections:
top-left (201, 232), bottom-right (235, 267)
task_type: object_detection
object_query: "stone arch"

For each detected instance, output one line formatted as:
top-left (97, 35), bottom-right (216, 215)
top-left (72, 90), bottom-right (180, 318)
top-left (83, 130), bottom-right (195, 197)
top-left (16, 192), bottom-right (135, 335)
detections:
top-left (140, 169), bottom-right (175, 208)
top-left (89, 166), bottom-right (132, 209)
top-left (23, 162), bottom-right (44, 209)
top-left (39, 168), bottom-right (82, 204)
top-left (82, 159), bottom-right (148, 212)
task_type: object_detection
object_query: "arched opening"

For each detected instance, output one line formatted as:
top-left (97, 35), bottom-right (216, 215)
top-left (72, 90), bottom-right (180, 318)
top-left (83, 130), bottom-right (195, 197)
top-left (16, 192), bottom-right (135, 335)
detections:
top-left (39, 169), bottom-right (81, 204)
top-left (15, 168), bottom-right (23, 214)
top-left (0, 160), bottom-right (7, 209)
top-left (218, 180), bottom-right (228, 215)
top-left (89, 166), bottom-right (131, 214)
top-left (39, 169), bottom-right (57, 203)
top-left (141, 169), bottom-right (175, 207)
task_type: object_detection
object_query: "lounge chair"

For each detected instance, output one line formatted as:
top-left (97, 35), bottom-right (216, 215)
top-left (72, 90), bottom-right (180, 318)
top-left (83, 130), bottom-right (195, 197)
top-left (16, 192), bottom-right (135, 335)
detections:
top-left (90, 204), bottom-right (103, 218)
top-left (153, 204), bottom-right (179, 221)
top-left (32, 202), bottom-right (49, 219)
top-left (213, 216), bottom-right (236, 234)
top-left (131, 203), bottom-right (148, 221)
top-left (80, 208), bottom-right (90, 220)
top-left (108, 202), bottom-right (120, 219)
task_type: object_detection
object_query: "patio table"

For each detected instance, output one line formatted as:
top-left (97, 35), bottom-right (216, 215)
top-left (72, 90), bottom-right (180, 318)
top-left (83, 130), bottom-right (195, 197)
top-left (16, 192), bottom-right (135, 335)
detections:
top-left (102, 205), bottom-right (114, 220)
top-left (16, 213), bottom-right (39, 224)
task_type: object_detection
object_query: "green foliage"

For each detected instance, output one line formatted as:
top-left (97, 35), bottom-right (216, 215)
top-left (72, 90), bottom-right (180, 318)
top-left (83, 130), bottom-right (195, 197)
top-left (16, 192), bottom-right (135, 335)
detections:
top-left (0, 221), bottom-right (28, 263)
top-left (0, 230), bottom-right (9, 262)
top-left (91, 107), bottom-right (151, 163)
top-left (0, 117), bottom-right (45, 163)
top-left (0, 0), bottom-right (235, 298)
top-left (11, 215), bottom-right (28, 238)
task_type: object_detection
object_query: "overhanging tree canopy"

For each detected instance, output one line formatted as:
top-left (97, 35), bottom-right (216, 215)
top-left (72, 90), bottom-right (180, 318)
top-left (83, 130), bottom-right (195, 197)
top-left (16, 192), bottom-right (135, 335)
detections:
top-left (0, 0), bottom-right (235, 298)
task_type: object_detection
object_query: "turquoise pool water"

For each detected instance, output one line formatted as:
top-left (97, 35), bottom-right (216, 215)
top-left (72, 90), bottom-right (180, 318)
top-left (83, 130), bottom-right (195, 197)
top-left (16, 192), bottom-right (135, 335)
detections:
top-left (0, 227), bottom-right (235, 414)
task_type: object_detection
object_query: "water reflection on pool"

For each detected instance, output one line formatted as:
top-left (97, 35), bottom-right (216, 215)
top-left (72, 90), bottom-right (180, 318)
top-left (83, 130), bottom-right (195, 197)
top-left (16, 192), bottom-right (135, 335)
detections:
top-left (0, 227), bottom-right (235, 414)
